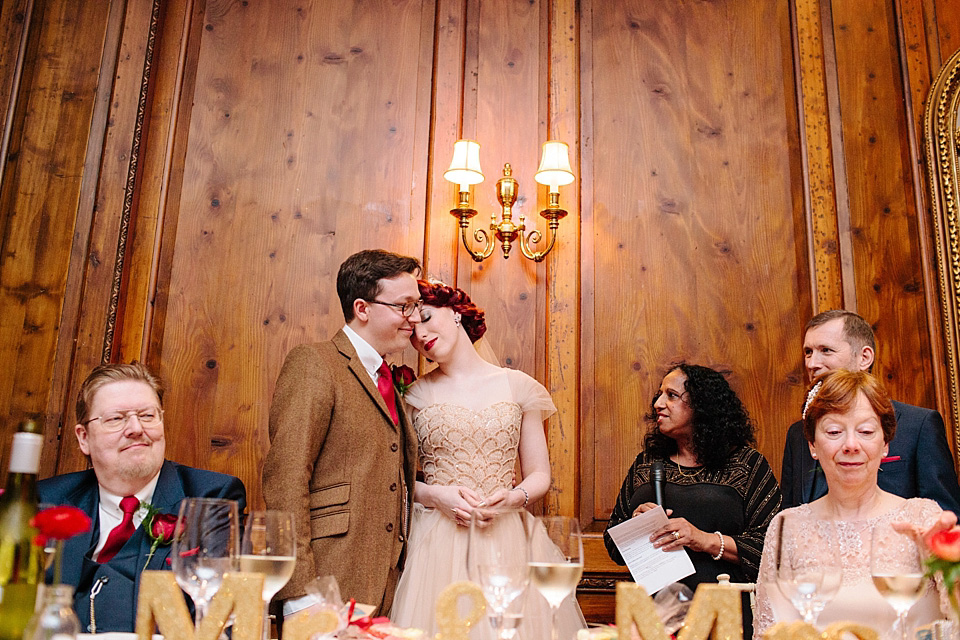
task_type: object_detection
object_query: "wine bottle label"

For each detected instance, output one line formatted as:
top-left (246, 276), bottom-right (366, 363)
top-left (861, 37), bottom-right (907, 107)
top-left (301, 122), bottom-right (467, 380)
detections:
top-left (9, 432), bottom-right (42, 474)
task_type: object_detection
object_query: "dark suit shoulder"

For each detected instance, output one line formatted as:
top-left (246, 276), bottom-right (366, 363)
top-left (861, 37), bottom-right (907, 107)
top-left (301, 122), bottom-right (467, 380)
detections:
top-left (168, 461), bottom-right (247, 510)
top-left (37, 468), bottom-right (97, 502)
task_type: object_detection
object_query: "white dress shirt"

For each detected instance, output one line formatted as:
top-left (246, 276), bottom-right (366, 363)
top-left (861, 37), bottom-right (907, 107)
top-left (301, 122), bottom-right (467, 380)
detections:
top-left (93, 471), bottom-right (161, 560)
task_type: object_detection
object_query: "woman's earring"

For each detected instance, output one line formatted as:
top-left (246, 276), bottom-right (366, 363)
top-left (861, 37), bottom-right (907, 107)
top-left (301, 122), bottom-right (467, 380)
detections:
top-left (811, 453), bottom-right (817, 459)
top-left (454, 314), bottom-right (461, 327)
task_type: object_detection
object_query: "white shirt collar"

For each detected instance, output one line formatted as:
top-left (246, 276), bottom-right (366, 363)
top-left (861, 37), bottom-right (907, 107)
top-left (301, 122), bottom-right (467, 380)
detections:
top-left (342, 324), bottom-right (387, 382)
top-left (98, 470), bottom-right (161, 521)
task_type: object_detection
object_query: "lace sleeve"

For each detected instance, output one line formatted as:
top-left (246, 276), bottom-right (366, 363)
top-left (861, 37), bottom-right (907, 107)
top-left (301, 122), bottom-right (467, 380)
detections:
top-left (897, 498), bottom-right (954, 620)
top-left (753, 512), bottom-right (784, 640)
top-left (506, 369), bottom-right (557, 421)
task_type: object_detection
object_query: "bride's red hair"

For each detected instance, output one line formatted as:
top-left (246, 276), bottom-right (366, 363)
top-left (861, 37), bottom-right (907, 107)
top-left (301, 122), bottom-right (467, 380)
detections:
top-left (417, 281), bottom-right (487, 343)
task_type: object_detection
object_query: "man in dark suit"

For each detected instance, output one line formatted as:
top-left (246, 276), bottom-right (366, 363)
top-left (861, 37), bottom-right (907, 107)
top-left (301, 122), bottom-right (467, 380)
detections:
top-left (781, 310), bottom-right (960, 510)
top-left (263, 249), bottom-right (420, 617)
top-left (37, 362), bottom-right (246, 633)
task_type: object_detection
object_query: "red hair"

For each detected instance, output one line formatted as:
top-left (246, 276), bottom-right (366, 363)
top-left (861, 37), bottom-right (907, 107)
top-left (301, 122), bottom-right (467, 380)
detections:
top-left (417, 281), bottom-right (487, 343)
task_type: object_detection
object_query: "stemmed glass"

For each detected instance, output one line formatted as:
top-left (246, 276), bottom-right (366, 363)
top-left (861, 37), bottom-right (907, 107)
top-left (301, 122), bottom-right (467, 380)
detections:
top-left (467, 507), bottom-right (532, 640)
top-left (171, 497), bottom-right (240, 624)
top-left (530, 516), bottom-right (583, 640)
top-left (871, 521), bottom-right (927, 640)
top-left (240, 510), bottom-right (297, 640)
top-left (775, 513), bottom-right (841, 626)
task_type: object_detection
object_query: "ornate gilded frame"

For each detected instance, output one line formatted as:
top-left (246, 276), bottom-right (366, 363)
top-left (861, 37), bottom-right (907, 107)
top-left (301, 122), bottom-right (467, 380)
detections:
top-left (925, 46), bottom-right (960, 448)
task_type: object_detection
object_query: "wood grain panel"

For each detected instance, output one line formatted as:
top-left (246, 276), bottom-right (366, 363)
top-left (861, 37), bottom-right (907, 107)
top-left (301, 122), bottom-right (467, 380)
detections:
top-left (934, 0), bottom-right (960, 64)
top-left (155, 0), bottom-right (434, 508)
top-left (831, 0), bottom-right (936, 408)
top-left (0, 0), bottom-right (111, 471)
top-left (587, 0), bottom-right (808, 521)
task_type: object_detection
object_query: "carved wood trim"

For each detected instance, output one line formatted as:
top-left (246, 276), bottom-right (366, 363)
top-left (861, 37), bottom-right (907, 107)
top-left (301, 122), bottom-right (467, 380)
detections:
top-left (924, 46), bottom-right (960, 451)
top-left (102, 0), bottom-right (162, 363)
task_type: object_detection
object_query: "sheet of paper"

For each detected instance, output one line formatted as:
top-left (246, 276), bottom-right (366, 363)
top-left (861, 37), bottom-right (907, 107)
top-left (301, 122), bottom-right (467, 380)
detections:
top-left (606, 505), bottom-right (695, 594)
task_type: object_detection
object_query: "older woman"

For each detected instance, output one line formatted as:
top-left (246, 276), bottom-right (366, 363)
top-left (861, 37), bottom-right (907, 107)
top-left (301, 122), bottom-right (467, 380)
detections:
top-left (754, 370), bottom-right (948, 639)
top-left (604, 364), bottom-right (781, 630)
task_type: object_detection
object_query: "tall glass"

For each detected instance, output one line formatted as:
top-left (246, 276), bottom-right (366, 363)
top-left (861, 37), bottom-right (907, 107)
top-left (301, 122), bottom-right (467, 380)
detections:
top-left (530, 516), bottom-right (583, 640)
top-left (775, 513), bottom-right (841, 625)
top-left (467, 507), bottom-right (531, 640)
top-left (871, 521), bottom-right (927, 640)
top-left (171, 498), bottom-right (239, 624)
top-left (240, 510), bottom-right (296, 640)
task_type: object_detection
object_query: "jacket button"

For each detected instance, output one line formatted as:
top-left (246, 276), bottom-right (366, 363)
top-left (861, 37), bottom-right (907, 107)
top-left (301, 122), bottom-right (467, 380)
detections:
top-left (386, 523), bottom-right (394, 532)
top-left (398, 534), bottom-right (405, 543)
top-left (391, 443), bottom-right (399, 452)
top-left (390, 483), bottom-right (397, 491)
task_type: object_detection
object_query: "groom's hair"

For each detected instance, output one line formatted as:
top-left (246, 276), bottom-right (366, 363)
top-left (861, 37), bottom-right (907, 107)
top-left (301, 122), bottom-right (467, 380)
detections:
top-left (76, 361), bottom-right (164, 425)
top-left (337, 249), bottom-right (421, 322)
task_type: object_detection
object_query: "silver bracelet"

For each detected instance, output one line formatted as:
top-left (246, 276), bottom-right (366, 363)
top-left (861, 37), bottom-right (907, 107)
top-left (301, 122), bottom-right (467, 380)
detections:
top-left (712, 531), bottom-right (724, 561)
top-left (513, 486), bottom-right (529, 508)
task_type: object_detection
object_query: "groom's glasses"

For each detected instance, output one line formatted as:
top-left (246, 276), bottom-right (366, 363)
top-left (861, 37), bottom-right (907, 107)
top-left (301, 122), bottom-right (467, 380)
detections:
top-left (367, 299), bottom-right (422, 318)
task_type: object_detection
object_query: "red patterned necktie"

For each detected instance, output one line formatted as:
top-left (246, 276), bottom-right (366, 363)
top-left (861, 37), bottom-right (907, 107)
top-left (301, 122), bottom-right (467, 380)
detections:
top-left (377, 361), bottom-right (399, 425)
top-left (98, 495), bottom-right (140, 563)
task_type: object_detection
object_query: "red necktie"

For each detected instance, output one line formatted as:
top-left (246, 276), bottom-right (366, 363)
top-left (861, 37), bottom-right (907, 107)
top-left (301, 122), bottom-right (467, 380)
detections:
top-left (377, 361), bottom-right (399, 425)
top-left (98, 495), bottom-right (140, 563)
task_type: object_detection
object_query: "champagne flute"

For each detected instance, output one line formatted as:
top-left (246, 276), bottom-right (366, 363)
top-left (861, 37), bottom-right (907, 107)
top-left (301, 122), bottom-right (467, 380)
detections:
top-left (240, 510), bottom-right (297, 640)
top-left (171, 497), bottom-right (240, 624)
top-left (871, 521), bottom-right (927, 640)
top-left (775, 513), bottom-right (841, 626)
top-left (467, 507), bottom-right (531, 640)
top-left (530, 516), bottom-right (583, 640)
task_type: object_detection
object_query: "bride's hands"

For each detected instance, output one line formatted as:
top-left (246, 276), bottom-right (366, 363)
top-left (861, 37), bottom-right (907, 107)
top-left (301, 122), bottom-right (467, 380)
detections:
top-left (422, 484), bottom-right (484, 526)
top-left (482, 487), bottom-right (525, 509)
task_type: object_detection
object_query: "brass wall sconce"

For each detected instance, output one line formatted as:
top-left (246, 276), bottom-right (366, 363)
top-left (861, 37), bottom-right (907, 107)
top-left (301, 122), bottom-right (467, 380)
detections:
top-left (443, 139), bottom-right (575, 262)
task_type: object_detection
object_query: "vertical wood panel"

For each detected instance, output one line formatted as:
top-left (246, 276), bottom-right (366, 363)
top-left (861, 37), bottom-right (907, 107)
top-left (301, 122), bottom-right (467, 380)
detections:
top-left (587, 0), bottom-right (808, 522)
top-left (832, 0), bottom-right (936, 407)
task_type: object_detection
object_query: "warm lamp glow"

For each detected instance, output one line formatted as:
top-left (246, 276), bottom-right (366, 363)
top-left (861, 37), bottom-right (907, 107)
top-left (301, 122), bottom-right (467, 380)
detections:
top-left (534, 141), bottom-right (574, 191)
top-left (444, 139), bottom-right (484, 187)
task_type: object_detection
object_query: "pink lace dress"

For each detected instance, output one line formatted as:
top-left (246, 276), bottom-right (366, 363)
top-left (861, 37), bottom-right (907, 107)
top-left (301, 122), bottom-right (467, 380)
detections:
top-left (389, 367), bottom-right (586, 640)
top-left (754, 500), bottom-right (950, 640)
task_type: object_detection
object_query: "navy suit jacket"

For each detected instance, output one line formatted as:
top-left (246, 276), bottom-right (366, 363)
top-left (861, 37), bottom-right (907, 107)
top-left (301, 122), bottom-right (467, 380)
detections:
top-left (36, 459), bottom-right (246, 633)
top-left (781, 400), bottom-right (960, 511)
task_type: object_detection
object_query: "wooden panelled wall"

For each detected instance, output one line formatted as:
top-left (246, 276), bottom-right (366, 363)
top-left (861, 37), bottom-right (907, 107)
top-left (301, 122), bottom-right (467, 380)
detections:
top-left (2, 0), bottom-right (960, 621)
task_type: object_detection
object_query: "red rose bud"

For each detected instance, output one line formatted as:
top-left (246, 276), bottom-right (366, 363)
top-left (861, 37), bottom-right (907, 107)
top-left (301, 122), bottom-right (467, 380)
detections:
top-left (393, 365), bottom-right (415, 387)
top-left (150, 513), bottom-right (179, 543)
top-left (31, 505), bottom-right (92, 540)
top-left (928, 527), bottom-right (960, 562)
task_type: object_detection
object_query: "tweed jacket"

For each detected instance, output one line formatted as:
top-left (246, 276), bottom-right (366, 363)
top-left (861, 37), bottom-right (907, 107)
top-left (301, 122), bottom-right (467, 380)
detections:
top-left (781, 400), bottom-right (960, 511)
top-left (262, 330), bottom-right (417, 614)
top-left (35, 460), bottom-right (246, 633)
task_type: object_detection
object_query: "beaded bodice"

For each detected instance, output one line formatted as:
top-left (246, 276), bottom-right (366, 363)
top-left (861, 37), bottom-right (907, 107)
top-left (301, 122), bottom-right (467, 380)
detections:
top-left (414, 401), bottom-right (522, 497)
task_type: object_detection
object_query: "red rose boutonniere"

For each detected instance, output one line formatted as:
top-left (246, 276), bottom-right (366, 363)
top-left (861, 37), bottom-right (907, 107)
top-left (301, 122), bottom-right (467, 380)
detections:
top-left (140, 503), bottom-right (182, 571)
top-left (31, 505), bottom-right (92, 584)
top-left (391, 364), bottom-right (416, 396)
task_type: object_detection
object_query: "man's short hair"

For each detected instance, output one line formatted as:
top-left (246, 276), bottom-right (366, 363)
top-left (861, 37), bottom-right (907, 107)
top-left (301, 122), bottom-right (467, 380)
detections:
top-left (76, 361), bottom-right (164, 425)
top-left (336, 250), bottom-right (421, 322)
top-left (805, 309), bottom-right (876, 352)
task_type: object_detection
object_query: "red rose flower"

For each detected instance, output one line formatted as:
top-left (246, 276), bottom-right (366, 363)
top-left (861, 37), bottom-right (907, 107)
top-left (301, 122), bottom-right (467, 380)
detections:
top-left (929, 527), bottom-right (960, 563)
top-left (31, 506), bottom-right (92, 540)
top-left (149, 513), bottom-right (180, 544)
top-left (391, 364), bottom-right (416, 395)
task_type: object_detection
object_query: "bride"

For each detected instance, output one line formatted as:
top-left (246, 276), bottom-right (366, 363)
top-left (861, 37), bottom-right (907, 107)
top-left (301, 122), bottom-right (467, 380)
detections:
top-left (389, 281), bottom-right (585, 639)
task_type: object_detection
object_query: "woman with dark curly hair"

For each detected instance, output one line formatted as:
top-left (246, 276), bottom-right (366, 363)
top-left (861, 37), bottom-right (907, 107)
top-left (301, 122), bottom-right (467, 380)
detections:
top-left (390, 280), bottom-right (585, 639)
top-left (603, 363), bottom-right (781, 630)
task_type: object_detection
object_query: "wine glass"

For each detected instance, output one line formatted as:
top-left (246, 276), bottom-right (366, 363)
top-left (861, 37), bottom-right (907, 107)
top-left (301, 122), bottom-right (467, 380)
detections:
top-left (467, 507), bottom-right (532, 640)
top-left (530, 516), bottom-right (583, 640)
top-left (171, 497), bottom-right (240, 624)
top-left (775, 513), bottom-right (841, 626)
top-left (240, 510), bottom-right (297, 640)
top-left (871, 521), bottom-right (927, 640)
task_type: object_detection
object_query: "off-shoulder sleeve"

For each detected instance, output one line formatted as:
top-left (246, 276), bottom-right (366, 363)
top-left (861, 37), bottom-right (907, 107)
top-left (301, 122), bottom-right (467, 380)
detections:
top-left (506, 369), bottom-right (557, 421)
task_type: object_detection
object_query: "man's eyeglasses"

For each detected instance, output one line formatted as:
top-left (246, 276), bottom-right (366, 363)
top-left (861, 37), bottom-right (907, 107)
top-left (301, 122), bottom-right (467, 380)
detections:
top-left (85, 407), bottom-right (164, 431)
top-left (367, 299), bottom-right (422, 318)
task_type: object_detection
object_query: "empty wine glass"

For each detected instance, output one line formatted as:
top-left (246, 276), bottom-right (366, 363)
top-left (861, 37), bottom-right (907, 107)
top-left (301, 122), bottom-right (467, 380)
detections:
top-left (240, 510), bottom-right (296, 640)
top-left (871, 521), bottom-right (927, 640)
top-left (171, 497), bottom-right (239, 624)
top-left (530, 516), bottom-right (583, 640)
top-left (775, 513), bottom-right (841, 626)
top-left (467, 507), bottom-right (532, 640)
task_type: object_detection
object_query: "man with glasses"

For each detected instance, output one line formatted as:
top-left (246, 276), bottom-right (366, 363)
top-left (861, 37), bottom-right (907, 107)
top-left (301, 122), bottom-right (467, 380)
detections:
top-left (37, 361), bottom-right (246, 633)
top-left (263, 249), bottom-right (421, 618)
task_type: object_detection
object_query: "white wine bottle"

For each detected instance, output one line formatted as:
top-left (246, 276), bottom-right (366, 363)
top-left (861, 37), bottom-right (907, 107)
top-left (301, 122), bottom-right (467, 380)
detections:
top-left (0, 420), bottom-right (44, 640)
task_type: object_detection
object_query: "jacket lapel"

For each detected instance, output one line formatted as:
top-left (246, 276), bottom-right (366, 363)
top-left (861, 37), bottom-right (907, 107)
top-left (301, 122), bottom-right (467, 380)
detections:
top-left (59, 474), bottom-right (100, 585)
top-left (333, 329), bottom-right (398, 430)
top-left (135, 461), bottom-right (184, 596)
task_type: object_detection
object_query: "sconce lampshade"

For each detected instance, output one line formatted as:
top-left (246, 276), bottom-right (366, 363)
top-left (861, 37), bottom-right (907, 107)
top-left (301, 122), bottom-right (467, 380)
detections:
top-left (534, 141), bottom-right (575, 190)
top-left (444, 139), bottom-right (484, 187)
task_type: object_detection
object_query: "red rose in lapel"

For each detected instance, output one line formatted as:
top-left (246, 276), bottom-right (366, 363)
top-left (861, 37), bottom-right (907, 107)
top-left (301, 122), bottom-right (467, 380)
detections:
top-left (391, 364), bottom-right (416, 395)
top-left (149, 512), bottom-right (180, 543)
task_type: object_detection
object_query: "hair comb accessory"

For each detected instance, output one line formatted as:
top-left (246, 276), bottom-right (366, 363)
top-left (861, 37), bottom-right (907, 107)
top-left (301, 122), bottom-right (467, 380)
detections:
top-left (802, 380), bottom-right (823, 420)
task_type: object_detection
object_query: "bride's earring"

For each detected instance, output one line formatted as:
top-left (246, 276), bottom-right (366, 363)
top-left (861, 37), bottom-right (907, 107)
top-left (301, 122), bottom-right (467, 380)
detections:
top-left (454, 314), bottom-right (461, 327)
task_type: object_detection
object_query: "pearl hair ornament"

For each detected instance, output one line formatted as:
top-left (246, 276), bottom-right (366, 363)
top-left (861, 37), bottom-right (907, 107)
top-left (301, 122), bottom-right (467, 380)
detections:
top-left (802, 380), bottom-right (824, 420)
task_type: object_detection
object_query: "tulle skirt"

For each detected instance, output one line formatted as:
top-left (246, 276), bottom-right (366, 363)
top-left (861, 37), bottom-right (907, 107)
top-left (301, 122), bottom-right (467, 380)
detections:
top-left (390, 504), bottom-right (587, 640)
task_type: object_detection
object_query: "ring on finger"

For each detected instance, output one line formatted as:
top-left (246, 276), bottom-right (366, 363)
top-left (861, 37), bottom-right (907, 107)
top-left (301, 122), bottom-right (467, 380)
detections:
top-left (672, 531), bottom-right (681, 541)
